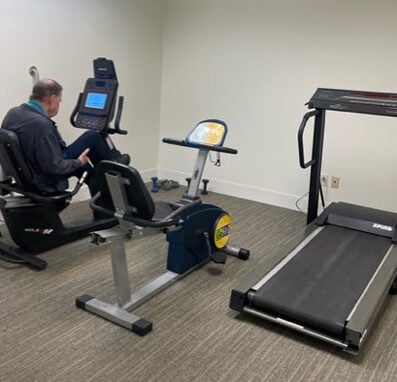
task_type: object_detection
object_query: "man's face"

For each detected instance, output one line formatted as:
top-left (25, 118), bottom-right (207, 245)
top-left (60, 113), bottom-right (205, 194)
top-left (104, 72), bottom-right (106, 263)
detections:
top-left (47, 92), bottom-right (62, 118)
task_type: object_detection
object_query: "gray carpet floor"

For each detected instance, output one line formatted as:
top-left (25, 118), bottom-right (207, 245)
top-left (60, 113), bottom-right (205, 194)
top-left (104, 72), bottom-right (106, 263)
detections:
top-left (0, 186), bottom-right (396, 382)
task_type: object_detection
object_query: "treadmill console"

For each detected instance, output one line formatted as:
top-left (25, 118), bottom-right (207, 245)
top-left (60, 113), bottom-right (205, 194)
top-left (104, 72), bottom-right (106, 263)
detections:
top-left (71, 57), bottom-right (121, 132)
top-left (309, 88), bottom-right (397, 116)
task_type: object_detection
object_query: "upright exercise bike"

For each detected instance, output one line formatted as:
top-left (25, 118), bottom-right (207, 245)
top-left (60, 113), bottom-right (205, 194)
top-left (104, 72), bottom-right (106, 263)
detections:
top-left (76, 119), bottom-right (250, 335)
top-left (0, 58), bottom-right (126, 270)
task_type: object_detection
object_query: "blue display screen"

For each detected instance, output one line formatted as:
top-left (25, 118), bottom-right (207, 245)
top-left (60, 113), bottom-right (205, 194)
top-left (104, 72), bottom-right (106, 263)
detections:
top-left (85, 92), bottom-right (108, 109)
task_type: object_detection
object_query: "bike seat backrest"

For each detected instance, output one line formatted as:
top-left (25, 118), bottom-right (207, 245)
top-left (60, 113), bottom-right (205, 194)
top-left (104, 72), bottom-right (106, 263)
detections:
top-left (0, 129), bottom-right (36, 191)
top-left (96, 160), bottom-right (155, 220)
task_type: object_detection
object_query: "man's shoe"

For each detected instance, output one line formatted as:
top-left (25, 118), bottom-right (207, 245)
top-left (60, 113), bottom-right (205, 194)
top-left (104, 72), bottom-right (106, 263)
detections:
top-left (116, 153), bottom-right (131, 165)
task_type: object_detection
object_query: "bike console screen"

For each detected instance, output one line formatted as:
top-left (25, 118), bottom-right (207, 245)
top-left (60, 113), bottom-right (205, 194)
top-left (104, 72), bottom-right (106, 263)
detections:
top-left (85, 92), bottom-right (108, 110)
top-left (74, 78), bottom-right (117, 131)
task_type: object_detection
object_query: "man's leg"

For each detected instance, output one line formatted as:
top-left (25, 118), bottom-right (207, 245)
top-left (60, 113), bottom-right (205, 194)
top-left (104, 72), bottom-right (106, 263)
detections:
top-left (64, 130), bottom-right (129, 197)
top-left (65, 130), bottom-right (114, 165)
top-left (66, 130), bottom-right (130, 165)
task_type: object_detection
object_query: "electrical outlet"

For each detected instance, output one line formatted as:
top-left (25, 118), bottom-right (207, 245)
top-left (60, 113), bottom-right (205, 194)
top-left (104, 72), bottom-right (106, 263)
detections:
top-left (320, 174), bottom-right (328, 187)
top-left (331, 176), bottom-right (340, 189)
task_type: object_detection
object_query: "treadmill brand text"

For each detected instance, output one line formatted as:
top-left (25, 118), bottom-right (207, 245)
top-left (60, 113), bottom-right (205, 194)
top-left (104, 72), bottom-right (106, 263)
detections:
top-left (372, 223), bottom-right (393, 232)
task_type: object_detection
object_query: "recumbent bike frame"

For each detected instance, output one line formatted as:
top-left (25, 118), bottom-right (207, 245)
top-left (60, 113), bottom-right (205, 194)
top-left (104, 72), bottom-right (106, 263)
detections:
top-left (76, 119), bottom-right (250, 334)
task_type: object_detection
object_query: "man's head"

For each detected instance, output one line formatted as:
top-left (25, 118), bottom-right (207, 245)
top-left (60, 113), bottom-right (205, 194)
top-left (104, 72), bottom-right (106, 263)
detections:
top-left (30, 79), bottom-right (63, 118)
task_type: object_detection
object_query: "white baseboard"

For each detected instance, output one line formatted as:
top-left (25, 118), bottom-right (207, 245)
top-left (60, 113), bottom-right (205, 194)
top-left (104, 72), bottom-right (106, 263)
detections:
top-left (158, 168), bottom-right (303, 211)
top-left (72, 166), bottom-right (305, 212)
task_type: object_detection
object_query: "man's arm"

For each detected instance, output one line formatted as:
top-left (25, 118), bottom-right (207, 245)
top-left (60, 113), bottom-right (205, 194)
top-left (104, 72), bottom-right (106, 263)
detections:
top-left (35, 134), bottom-right (82, 175)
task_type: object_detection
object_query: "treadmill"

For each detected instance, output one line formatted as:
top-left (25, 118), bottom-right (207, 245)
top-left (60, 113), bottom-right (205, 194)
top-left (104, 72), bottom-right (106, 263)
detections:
top-left (230, 88), bottom-right (397, 354)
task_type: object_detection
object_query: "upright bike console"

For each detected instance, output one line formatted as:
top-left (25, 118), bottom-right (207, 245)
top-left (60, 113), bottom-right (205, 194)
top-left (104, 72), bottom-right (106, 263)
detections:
top-left (163, 119), bottom-right (237, 201)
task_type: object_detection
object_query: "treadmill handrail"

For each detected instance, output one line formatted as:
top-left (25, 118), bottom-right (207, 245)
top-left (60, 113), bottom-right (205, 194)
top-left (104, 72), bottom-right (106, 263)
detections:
top-left (298, 110), bottom-right (320, 168)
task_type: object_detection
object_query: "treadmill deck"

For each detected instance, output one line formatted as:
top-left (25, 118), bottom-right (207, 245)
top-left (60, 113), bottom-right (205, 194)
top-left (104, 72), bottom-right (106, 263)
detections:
top-left (250, 225), bottom-right (391, 337)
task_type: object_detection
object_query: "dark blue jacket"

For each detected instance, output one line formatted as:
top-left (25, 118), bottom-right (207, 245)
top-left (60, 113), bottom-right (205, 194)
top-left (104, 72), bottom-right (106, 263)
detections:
top-left (1, 103), bottom-right (81, 193)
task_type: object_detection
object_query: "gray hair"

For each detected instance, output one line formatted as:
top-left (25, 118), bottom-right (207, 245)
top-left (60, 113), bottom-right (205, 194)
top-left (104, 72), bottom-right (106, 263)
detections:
top-left (30, 79), bottom-right (63, 101)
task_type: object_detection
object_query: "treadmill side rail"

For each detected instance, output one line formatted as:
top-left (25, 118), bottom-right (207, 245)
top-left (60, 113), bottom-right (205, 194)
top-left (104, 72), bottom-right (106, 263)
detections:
top-left (242, 306), bottom-right (352, 353)
top-left (345, 245), bottom-right (397, 350)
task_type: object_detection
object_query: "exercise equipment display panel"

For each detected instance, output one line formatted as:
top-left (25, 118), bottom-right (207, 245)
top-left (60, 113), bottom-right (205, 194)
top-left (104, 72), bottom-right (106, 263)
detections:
top-left (308, 88), bottom-right (397, 116)
top-left (70, 57), bottom-right (126, 135)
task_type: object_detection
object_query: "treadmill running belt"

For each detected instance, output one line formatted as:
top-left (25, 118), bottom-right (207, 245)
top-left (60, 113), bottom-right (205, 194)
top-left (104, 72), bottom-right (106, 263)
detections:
top-left (251, 225), bottom-right (391, 337)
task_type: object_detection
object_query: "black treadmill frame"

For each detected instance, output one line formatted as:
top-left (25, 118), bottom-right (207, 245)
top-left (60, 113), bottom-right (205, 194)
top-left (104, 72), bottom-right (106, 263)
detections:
top-left (300, 87), bottom-right (397, 224)
top-left (231, 87), bottom-right (397, 354)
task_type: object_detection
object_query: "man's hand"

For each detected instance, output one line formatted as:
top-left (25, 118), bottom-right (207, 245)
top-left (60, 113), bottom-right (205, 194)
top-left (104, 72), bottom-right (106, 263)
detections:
top-left (78, 148), bottom-right (91, 166)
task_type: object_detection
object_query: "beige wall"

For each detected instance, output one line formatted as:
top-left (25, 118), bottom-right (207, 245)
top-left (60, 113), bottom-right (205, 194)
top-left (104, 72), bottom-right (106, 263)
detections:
top-left (158, 0), bottom-right (397, 212)
top-left (1, 0), bottom-right (397, 212)
top-left (0, 0), bottom-right (164, 174)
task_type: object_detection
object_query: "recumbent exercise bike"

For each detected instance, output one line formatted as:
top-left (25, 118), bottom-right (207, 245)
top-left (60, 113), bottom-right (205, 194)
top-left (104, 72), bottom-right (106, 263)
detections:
top-left (76, 119), bottom-right (250, 335)
top-left (0, 58), bottom-right (126, 270)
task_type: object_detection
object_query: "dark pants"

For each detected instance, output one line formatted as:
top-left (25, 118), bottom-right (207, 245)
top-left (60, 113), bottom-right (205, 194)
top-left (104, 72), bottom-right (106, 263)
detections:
top-left (64, 130), bottom-right (112, 165)
top-left (63, 130), bottom-right (113, 196)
